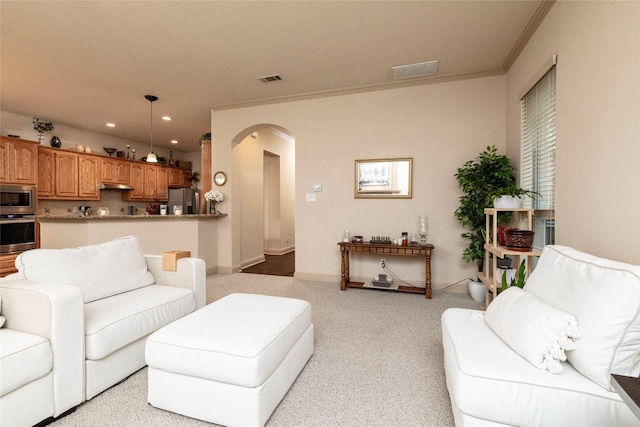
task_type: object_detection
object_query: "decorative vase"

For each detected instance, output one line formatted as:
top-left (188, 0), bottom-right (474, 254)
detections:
top-left (210, 201), bottom-right (217, 214)
top-left (38, 133), bottom-right (45, 145)
top-left (50, 136), bottom-right (62, 148)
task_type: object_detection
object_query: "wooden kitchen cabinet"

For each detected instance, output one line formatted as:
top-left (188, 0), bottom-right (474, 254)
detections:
top-left (143, 164), bottom-right (157, 199)
top-left (37, 148), bottom-right (55, 197)
top-left (168, 167), bottom-right (192, 188)
top-left (101, 157), bottom-right (130, 185)
top-left (38, 147), bottom-right (99, 200)
top-left (124, 163), bottom-right (145, 200)
top-left (0, 137), bottom-right (37, 185)
top-left (55, 151), bottom-right (79, 197)
top-left (78, 155), bottom-right (100, 199)
top-left (156, 166), bottom-right (168, 200)
top-left (122, 162), bottom-right (168, 201)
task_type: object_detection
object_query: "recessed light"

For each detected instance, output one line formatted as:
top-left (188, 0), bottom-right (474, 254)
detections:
top-left (162, 116), bottom-right (171, 121)
top-left (171, 140), bottom-right (178, 144)
top-left (106, 123), bottom-right (116, 127)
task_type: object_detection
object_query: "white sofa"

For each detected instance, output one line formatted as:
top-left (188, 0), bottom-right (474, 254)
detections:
top-left (442, 245), bottom-right (640, 426)
top-left (0, 236), bottom-right (206, 424)
top-left (0, 282), bottom-right (83, 427)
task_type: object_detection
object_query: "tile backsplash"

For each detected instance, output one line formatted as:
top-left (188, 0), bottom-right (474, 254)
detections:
top-left (39, 191), bottom-right (148, 217)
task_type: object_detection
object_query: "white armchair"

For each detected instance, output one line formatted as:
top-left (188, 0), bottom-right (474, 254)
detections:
top-left (0, 281), bottom-right (84, 427)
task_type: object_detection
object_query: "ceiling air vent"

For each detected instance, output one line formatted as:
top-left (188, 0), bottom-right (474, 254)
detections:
top-left (392, 60), bottom-right (439, 80)
top-left (258, 74), bottom-right (283, 83)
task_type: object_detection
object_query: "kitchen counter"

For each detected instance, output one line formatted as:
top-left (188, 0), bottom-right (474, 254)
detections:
top-left (38, 213), bottom-right (226, 221)
top-left (38, 214), bottom-right (226, 275)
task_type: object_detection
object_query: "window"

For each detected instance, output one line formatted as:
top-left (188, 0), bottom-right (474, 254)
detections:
top-left (520, 64), bottom-right (556, 248)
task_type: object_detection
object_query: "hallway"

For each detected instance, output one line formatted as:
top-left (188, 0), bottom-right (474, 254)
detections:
top-left (240, 251), bottom-right (295, 277)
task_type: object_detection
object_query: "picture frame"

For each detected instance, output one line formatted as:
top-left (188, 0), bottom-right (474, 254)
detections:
top-left (354, 158), bottom-right (412, 199)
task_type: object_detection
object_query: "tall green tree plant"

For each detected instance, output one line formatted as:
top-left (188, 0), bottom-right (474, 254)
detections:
top-left (454, 145), bottom-right (519, 273)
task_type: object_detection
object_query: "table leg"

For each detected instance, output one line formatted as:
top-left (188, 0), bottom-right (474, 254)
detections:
top-left (340, 247), bottom-right (350, 290)
top-left (425, 251), bottom-right (432, 299)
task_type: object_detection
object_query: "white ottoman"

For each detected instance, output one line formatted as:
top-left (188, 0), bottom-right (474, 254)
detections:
top-left (145, 293), bottom-right (314, 427)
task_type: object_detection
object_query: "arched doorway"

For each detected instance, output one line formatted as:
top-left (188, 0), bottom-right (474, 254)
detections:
top-left (232, 125), bottom-right (295, 275)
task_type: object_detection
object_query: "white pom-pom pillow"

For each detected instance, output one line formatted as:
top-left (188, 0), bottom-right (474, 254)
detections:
top-left (485, 286), bottom-right (581, 374)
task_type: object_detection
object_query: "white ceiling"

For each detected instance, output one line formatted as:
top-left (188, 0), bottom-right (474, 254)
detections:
top-left (1, 1), bottom-right (549, 152)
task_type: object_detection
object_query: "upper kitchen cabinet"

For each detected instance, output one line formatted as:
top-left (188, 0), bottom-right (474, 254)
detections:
top-left (168, 168), bottom-right (192, 188)
top-left (0, 137), bottom-right (37, 185)
top-left (101, 157), bottom-right (130, 185)
top-left (122, 163), bottom-right (168, 202)
top-left (37, 147), bottom-right (100, 200)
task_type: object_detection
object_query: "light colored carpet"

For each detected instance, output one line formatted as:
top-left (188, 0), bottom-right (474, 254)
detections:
top-left (51, 274), bottom-right (480, 426)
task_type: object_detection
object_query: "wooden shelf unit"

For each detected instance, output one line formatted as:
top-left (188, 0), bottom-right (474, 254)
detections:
top-left (480, 208), bottom-right (541, 306)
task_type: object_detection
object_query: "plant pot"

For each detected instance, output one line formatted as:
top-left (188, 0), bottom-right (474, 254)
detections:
top-left (493, 195), bottom-right (521, 209)
top-left (496, 256), bottom-right (512, 269)
top-left (468, 279), bottom-right (485, 303)
top-left (504, 229), bottom-right (535, 250)
top-left (498, 227), bottom-right (518, 246)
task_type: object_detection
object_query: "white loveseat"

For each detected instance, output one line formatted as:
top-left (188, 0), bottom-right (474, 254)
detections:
top-left (0, 236), bottom-right (205, 424)
top-left (442, 245), bottom-right (640, 426)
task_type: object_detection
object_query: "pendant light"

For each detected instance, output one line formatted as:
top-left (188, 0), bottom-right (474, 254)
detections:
top-left (145, 94), bottom-right (158, 163)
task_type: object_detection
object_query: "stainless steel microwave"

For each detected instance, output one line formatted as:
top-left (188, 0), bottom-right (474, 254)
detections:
top-left (0, 184), bottom-right (36, 215)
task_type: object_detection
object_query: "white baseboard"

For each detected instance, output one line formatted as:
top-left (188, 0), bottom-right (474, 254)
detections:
top-left (264, 245), bottom-right (295, 256)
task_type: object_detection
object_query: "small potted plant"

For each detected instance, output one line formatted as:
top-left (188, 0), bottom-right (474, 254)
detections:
top-left (200, 132), bottom-right (211, 142)
top-left (501, 259), bottom-right (527, 290)
top-left (33, 117), bottom-right (54, 145)
top-left (189, 171), bottom-right (200, 189)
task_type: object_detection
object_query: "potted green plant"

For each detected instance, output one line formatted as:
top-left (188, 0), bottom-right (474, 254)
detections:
top-left (32, 117), bottom-right (54, 145)
top-left (455, 145), bottom-right (536, 286)
top-left (200, 132), bottom-right (211, 142)
top-left (501, 259), bottom-right (527, 290)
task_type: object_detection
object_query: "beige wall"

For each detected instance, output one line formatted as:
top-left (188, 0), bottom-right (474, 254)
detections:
top-left (506, 1), bottom-right (640, 264)
top-left (212, 76), bottom-right (507, 287)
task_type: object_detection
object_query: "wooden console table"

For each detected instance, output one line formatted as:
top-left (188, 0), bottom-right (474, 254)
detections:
top-left (338, 242), bottom-right (434, 299)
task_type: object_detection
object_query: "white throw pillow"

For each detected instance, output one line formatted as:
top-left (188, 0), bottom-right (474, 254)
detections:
top-left (485, 287), bottom-right (581, 374)
top-left (16, 236), bottom-right (155, 303)
top-left (525, 245), bottom-right (640, 390)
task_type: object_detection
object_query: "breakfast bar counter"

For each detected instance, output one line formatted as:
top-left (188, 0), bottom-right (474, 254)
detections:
top-left (38, 213), bottom-right (226, 221)
top-left (38, 214), bottom-right (226, 275)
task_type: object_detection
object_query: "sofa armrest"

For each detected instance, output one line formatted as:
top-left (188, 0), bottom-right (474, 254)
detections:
top-left (144, 255), bottom-right (206, 309)
top-left (0, 280), bottom-right (84, 415)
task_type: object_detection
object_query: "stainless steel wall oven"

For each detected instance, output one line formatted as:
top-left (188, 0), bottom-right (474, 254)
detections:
top-left (0, 184), bottom-right (37, 254)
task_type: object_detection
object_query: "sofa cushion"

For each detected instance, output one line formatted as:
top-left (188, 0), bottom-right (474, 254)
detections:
top-left (0, 329), bottom-right (52, 397)
top-left (485, 287), bottom-right (581, 374)
top-left (442, 308), bottom-right (638, 426)
top-left (525, 245), bottom-right (640, 390)
top-left (15, 236), bottom-right (155, 303)
top-left (84, 284), bottom-right (195, 360)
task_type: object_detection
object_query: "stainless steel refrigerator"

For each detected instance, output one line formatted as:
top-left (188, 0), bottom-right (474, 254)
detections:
top-left (167, 188), bottom-right (200, 215)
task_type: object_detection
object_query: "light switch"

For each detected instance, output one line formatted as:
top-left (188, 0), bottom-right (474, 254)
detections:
top-left (306, 193), bottom-right (316, 202)
top-left (313, 184), bottom-right (322, 192)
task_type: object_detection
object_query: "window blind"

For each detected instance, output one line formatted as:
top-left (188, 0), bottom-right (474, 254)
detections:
top-left (520, 66), bottom-right (556, 210)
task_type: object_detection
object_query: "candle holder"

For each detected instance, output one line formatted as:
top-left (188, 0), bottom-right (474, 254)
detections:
top-left (418, 215), bottom-right (429, 244)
